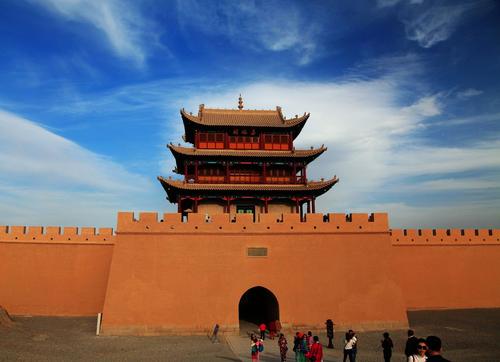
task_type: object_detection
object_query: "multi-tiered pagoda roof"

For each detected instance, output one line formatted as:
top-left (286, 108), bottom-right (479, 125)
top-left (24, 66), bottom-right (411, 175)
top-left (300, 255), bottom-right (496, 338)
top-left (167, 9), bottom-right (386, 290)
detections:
top-left (158, 97), bottom-right (338, 215)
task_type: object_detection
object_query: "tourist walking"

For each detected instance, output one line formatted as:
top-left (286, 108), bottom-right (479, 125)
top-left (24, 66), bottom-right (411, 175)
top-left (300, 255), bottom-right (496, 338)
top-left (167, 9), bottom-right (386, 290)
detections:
top-left (343, 330), bottom-right (357, 362)
top-left (259, 322), bottom-right (267, 340)
top-left (407, 338), bottom-right (428, 362)
top-left (306, 335), bottom-right (324, 362)
top-left (405, 329), bottom-right (419, 357)
top-left (325, 319), bottom-right (335, 349)
top-left (278, 333), bottom-right (288, 362)
top-left (210, 323), bottom-right (219, 343)
top-left (425, 336), bottom-right (451, 362)
top-left (251, 336), bottom-right (263, 361)
top-left (381, 332), bottom-right (393, 362)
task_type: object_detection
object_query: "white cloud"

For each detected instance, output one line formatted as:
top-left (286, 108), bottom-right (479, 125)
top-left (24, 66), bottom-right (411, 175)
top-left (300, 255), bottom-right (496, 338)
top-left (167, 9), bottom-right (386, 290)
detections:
top-left (178, 79), bottom-right (500, 227)
top-left (175, 0), bottom-right (320, 65)
top-left (377, 0), bottom-right (402, 8)
top-left (378, 0), bottom-right (423, 8)
top-left (31, 0), bottom-right (153, 65)
top-left (0, 109), bottom-right (161, 227)
top-left (404, 4), bottom-right (472, 48)
top-left (456, 88), bottom-right (483, 99)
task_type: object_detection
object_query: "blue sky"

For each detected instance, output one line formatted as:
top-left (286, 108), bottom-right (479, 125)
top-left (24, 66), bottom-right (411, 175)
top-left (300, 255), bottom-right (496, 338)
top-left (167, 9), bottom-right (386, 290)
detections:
top-left (0, 0), bottom-right (499, 228)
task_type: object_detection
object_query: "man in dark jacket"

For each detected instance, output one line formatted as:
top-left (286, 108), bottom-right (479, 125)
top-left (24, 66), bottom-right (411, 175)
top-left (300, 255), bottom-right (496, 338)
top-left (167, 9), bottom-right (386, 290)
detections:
top-left (325, 319), bottom-right (334, 348)
top-left (405, 329), bottom-right (419, 357)
top-left (426, 335), bottom-right (451, 362)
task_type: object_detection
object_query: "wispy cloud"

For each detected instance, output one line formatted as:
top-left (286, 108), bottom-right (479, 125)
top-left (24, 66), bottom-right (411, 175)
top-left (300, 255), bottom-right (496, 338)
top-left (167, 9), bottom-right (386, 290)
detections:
top-left (377, 0), bottom-right (423, 8)
top-left (30, 0), bottom-right (156, 66)
top-left (177, 76), bottom-right (500, 227)
top-left (404, 4), bottom-right (473, 48)
top-left (175, 0), bottom-right (322, 65)
top-left (0, 109), bottom-right (160, 226)
top-left (456, 88), bottom-right (483, 99)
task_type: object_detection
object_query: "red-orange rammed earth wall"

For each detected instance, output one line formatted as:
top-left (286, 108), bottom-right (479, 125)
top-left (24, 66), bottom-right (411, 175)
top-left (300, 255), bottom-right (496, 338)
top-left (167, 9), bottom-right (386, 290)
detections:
top-left (100, 212), bottom-right (409, 335)
top-left (390, 228), bottom-right (500, 310)
top-left (1, 215), bottom-right (500, 336)
top-left (0, 225), bottom-right (114, 316)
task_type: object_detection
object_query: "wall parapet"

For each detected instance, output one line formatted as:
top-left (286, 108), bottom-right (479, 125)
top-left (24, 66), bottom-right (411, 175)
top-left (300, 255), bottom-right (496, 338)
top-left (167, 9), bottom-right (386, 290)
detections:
top-left (391, 228), bottom-right (500, 245)
top-left (116, 211), bottom-right (389, 234)
top-left (0, 225), bottom-right (114, 243)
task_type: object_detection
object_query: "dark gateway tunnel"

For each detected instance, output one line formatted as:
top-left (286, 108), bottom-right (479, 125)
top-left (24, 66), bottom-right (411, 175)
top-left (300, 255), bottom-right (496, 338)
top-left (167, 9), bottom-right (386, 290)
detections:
top-left (238, 286), bottom-right (279, 325)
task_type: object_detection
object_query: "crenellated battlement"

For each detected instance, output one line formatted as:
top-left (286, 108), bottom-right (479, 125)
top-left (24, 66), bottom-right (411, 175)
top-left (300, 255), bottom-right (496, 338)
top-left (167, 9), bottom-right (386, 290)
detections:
top-left (391, 228), bottom-right (500, 245)
top-left (116, 211), bottom-right (389, 233)
top-left (0, 225), bottom-right (114, 243)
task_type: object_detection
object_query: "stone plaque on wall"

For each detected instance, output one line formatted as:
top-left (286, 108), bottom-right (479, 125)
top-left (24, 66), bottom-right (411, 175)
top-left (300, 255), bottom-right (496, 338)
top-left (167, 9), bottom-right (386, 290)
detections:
top-left (247, 247), bottom-right (268, 257)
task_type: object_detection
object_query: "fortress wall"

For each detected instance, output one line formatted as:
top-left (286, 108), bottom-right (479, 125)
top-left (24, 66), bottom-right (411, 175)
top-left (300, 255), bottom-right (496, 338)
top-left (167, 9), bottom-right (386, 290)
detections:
top-left (0, 225), bottom-right (115, 316)
top-left (390, 228), bottom-right (500, 310)
top-left (101, 211), bottom-right (408, 335)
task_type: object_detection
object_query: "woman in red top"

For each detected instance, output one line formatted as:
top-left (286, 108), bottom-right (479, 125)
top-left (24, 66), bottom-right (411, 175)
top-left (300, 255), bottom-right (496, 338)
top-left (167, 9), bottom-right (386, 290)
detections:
top-left (307, 336), bottom-right (324, 362)
top-left (259, 323), bottom-right (266, 340)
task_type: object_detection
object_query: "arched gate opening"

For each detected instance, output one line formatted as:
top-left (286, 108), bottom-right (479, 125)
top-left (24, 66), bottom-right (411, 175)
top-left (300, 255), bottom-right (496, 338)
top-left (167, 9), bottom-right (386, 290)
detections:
top-left (238, 286), bottom-right (279, 327)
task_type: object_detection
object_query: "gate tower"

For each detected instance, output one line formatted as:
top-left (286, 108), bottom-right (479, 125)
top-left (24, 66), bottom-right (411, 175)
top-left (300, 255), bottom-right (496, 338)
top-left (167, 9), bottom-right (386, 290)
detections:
top-left (158, 96), bottom-right (338, 216)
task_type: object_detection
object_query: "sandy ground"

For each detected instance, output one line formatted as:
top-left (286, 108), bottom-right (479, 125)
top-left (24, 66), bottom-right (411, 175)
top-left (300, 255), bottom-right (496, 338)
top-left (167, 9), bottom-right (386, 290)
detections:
top-left (1, 309), bottom-right (500, 361)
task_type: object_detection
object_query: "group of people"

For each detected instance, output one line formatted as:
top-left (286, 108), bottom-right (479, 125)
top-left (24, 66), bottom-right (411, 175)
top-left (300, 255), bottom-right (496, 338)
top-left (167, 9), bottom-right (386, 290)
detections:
top-left (247, 322), bottom-right (450, 362)
top-left (404, 329), bottom-right (451, 362)
top-left (251, 325), bottom-right (324, 362)
top-left (291, 331), bottom-right (324, 362)
top-left (381, 329), bottom-right (450, 362)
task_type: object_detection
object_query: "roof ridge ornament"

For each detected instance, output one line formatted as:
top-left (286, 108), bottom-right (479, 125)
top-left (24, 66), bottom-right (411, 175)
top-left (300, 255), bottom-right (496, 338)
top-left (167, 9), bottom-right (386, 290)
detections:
top-left (238, 94), bottom-right (243, 110)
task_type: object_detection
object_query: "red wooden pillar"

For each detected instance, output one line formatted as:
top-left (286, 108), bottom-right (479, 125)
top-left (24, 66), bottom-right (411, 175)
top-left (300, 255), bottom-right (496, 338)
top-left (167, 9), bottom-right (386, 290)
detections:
top-left (312, 197), bottom-right (316, 213)
top-left (224, 133), bottom-right (229, 148)
top-left (262, 197), bottom-right (269, 213)
top-left (288, 132), bottom-right (293, 149)
top-left (259, 133), bottom-right (264, 149)
top-left (193, 197), bottom-right (200, 213)
top-left (195, 131), bottom-right (200, 148)
top-left (224, 197), bottom-right (232, 213)
top-left (195, 161), bottom-right (199, 182)
top-left (307, 199), bottom-right (311, 214)
top-left (262, 162), bottom-right (267, 183)
top-left (303, 165), bottom-right (307, 183)
top-left (177, 195), bottom-right (182, 213)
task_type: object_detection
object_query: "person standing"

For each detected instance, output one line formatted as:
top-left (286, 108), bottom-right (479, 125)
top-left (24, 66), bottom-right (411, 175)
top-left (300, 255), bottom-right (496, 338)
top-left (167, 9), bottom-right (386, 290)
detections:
top-left (251, 336), bottom-right (263, 362)
top-left (343, 330), bottom-right (357, 362)
top-left (293, 332), bottom-right (301, 362)
top-left (278, 333), bottom-right (288, 362)
top-left (297, 333), bottom-right (309, 362)
top-left (307, 335), bottom-right (324, 362)
top-left (381, 332), bottom-right (393, 362)
top-left (269, 320), bottom-right (277, 339)
top-left (307, 331), bottom-right (314, 350)
top-left (259, 323), bottom-right (267, 340)
top-left (425, 336), bottom-right (451, 362)
top-left (405, 330), bottom-right (419, 358)
top-left (325, 319), bottom-right (335, 349)
top-left (407, 338), bottom-right (428, 362)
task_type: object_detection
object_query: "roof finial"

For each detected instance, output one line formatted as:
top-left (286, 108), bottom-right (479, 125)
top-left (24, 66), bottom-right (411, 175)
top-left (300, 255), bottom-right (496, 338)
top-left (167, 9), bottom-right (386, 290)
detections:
top-left (238, 94), bottom-right (243, 110)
